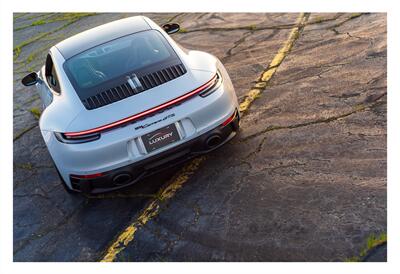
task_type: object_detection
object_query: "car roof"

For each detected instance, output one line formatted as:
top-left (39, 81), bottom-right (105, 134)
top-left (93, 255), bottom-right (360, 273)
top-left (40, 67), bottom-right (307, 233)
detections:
top-left (55, 16), bottom-right (152, 60)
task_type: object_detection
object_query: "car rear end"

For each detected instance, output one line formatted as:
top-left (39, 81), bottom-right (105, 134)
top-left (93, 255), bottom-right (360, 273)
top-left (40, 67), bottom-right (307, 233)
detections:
top-left (47, 66), bottom-right (239, 193)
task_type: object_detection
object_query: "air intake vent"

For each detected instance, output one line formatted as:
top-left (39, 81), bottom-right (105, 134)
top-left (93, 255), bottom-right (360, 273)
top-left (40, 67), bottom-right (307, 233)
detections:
top-left (139, 64), bottom-right (186, 90)
top-left (82, 63), bottom-right (187, 110)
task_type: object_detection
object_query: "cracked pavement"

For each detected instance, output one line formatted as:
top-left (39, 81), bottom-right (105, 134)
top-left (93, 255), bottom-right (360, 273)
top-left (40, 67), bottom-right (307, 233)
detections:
top-left (13, 13), bottom-right (386, 261)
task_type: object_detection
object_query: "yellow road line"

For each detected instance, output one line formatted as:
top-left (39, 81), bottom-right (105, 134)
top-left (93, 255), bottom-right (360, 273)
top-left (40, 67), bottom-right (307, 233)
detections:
top-left (101, 157), bottom-right (205, 262)
top-left (239, 12), bottom-right (309, 114)
top-left (100, 12), bottom-right (309, 262)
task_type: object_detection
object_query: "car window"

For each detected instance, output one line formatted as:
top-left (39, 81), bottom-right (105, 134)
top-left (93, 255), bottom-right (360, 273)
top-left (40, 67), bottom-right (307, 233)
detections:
top-left (45, 54), bottom-right (61, 93)
top-left (64, 30), bottom-right (175, 91)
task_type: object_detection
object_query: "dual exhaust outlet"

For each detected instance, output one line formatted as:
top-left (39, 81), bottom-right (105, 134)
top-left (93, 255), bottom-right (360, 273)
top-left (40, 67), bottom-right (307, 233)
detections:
top-left (111, 134), bottom-right (223, 185)
top-left (205, 134), bottom-right (222, 149)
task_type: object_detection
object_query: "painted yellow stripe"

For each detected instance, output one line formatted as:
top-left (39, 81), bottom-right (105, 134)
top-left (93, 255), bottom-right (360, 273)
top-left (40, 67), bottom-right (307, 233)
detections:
top-left (101, 157), bottom-right (205, 262)
top-left (100, 12), bottom-right (308, 262)
top-left (239, 12), bottom-right (309, 114)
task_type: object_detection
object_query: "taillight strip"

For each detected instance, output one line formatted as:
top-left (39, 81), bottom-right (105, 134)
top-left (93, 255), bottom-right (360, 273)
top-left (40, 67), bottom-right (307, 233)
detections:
top-left (64, 74), bottom-right (218, 137)
top-left (221, 110), bottom-right (237, 127)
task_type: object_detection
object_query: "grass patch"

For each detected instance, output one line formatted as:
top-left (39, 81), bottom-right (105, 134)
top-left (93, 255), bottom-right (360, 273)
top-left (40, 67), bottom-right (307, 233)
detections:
top-left (14, 46), bottom-right (21, 59)
top-left (15, 162), bottom-right (34, 170)
top-left (26, 52), bottom-right (35, 64)
top-left (345, 232), bottom-right (387, 262)
top-left (353, 104), bottom-right (366, 112)
top-left (362, 233), bottom-right (387, 257)
top-left (14, 14), bottom-right (55, 31)
top-left (178, 27), bottom-right (188, 33)
top-left (350, 13), bottom-right (363, 19)
top-left (29, 107), bottom-right (42, 120)
top-left (313, 16), bottom-right (324, 23)
top-left (247, 24), bottom-right (257, 30)
top-left (31, 19), bottom-right (46, 26)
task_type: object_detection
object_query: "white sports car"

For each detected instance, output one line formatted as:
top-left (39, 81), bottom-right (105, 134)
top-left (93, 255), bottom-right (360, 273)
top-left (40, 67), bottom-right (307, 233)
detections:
top-left (21, 16), bottom-right (240, 193)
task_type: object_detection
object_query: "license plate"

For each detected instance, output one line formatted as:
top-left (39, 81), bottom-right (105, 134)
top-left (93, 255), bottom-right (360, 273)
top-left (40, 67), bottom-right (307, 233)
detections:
top-left (141, 123), bottom-right (181, 153)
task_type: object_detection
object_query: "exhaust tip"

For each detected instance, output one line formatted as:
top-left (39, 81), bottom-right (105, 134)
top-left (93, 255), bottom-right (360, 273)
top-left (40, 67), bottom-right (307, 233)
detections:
top-left (206, 134), bottom-right (222, 148)
top-left (113, 173), bottom-right (132, 186)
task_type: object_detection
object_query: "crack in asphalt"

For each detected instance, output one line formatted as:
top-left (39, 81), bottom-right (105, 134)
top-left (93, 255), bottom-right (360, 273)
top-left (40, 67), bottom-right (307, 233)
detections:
top-left (241, 94), bottom-right (386, 160)
top-left (220, 31), bottom-right (254, 63)
top-left (221, 28), bottom-right (281, 63)
top-left (166, 13), bottom-right (184, 23)
top-left (266, 62), bottom-right (350, 88)
top-left (13, 124), bottom-right (37, 142)
top-left (246, 161), bottom-right (307, 175)
top-left (329, 13), bottom-right (364, 31)
top-left (158, 202), bottom-right (203, 259)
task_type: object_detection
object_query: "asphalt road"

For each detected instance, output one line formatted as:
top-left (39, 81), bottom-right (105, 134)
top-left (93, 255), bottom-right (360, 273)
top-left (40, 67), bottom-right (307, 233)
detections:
top-left (13, 13), bottom-right (387, 262)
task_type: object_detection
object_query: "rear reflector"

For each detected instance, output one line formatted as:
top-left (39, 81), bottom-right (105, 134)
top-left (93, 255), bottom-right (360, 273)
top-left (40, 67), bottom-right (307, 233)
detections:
top-left (221, 110), bottom-right (237, 127)
top-left (70, 173), bottom-right (104, 179)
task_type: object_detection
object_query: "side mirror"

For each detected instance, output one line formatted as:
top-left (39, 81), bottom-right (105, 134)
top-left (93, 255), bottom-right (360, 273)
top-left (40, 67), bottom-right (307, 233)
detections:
top-left (21, 72), bottom-right (39, 86)
top-left (162, 23), bottom-right (180, 34)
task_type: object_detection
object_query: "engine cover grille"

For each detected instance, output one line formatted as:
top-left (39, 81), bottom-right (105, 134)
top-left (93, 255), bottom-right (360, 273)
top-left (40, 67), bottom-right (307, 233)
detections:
top-left (82, 63), bottom-right (187, 110)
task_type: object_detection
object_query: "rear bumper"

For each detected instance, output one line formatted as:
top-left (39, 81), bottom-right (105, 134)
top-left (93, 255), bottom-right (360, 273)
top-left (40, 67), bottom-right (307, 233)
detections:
top-left (69, 110), bottom-right (239, 193)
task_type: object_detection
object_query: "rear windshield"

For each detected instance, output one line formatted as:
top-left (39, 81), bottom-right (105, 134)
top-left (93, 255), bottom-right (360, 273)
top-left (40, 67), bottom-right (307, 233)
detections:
top-left (64, 30), bottom-right (176, 91)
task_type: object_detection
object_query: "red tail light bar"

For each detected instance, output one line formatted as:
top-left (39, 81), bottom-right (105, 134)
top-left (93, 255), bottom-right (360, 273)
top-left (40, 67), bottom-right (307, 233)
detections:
top-left (63, 74), bottom-right (218, 138)
top-left (70, 172), bottom-right (104, 179)
top-left (221, 109), bottom-right (238, 127)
